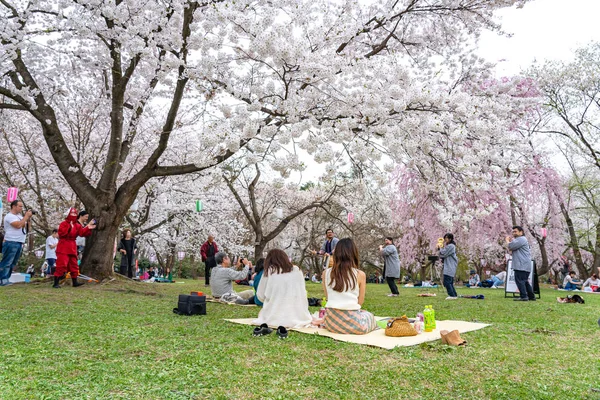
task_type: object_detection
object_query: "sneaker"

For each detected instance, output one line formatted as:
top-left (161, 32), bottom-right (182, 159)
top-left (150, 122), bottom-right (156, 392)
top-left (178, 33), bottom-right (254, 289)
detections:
top-left (387, 294), bottom-right (399, 297)
top-left (491, 286), bottom-right (498, 289)
top-left (276, 326), bottom-right (288, 339)
top-left (445, 296), bottom-right (458, 300)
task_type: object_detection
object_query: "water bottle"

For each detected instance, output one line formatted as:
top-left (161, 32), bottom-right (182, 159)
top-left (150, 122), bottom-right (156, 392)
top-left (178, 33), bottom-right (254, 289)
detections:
top-left (424, 305), bottom-right (433, 332)
top-left (430, 305), bottom-right (436, 330)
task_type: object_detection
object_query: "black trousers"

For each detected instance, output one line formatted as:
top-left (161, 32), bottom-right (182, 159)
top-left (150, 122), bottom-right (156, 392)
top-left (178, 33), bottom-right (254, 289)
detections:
top-left (386, 277), bottom-right (399, 295)
top-left (514, 270), bottom-right (535, 299)
top-left (443, 274), bottom-right (457, 297)
top-left (205, 257), bottom-right (216, 284)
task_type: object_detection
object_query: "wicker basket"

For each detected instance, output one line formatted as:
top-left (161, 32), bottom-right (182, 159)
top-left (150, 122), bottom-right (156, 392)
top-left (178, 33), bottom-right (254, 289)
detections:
top-left (385, 315), bottom-right (418, 337)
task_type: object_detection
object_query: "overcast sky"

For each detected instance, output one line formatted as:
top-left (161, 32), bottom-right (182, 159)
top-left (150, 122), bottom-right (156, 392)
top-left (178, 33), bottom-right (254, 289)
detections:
top-left (478, 0), bottom-right (600, 75)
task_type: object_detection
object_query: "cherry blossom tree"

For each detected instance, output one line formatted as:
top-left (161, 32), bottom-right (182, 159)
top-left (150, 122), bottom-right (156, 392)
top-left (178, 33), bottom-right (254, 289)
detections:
top-left (222, 163), bottom-right (340, 258)
top-left (1, 0), bottom-right (533, 278)
top-left (528, 42), bottom-right (600, 277)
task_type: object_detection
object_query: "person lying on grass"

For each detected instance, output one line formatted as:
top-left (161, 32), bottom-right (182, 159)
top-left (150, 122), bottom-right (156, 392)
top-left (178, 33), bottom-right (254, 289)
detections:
top-left (210, 252), bottom-right (255, 304)
top-left (253, 249), bottom-right (312, 328)
top-left (321, 238), bottom-right (377, 335)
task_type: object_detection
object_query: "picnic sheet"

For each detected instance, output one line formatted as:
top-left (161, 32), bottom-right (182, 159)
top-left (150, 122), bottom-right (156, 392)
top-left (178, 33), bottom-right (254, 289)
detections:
top-left (206, 296), bottom-right (258, 307)
top-left (225, 317), bottom-right (490, 349)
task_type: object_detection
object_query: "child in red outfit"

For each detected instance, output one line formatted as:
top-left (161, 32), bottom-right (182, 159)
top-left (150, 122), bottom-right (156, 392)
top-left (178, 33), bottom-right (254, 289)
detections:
top-left (53, 208), bottom-right (96, 288)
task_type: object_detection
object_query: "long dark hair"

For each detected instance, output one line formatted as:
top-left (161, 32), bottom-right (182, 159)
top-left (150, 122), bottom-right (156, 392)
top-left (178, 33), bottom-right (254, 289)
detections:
top-left (329, 238), bottom-right (359, 292)
top-left (264, 249), bottom-right (293, 276)
top-left (255, 258), bottom-right (265, 274)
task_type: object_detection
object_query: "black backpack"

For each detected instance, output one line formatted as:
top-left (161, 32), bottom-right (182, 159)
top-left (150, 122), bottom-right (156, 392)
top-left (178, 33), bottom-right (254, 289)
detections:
top-left (307, 297), bottom-right (322, 307)
top-left (173, 294), bottom-right (206, 316)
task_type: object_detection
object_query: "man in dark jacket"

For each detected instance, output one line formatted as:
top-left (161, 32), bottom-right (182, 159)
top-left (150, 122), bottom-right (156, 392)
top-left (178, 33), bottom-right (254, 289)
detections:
top-left (200, 235), bottom-right (218, 286)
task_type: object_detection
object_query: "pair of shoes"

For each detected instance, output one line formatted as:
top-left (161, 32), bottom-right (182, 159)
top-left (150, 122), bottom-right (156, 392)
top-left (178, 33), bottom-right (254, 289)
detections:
top-left (386, 294), bottom-right (399, 297)
top-left (253, 323), bottom-right (272, 336)
top-left (440, 330), bottom-right (467, 346)
top-left (252, 324), bottom-right (288, 339)
top-left (445, 296), bottom-right (458, 300)
top-left (513, 298), bottom-right (528, 301)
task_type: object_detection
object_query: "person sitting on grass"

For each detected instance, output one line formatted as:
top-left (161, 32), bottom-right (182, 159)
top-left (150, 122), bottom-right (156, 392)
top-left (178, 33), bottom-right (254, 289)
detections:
top-left (582, 274), bottom-right (599, 291)
top-left (563, 271), bottom-right (582, 291)
top-left (311, 273), bottom-right (321, 283)
top-left (234, 256), bottom-right (252, 286)
top-left (251, 258), bottom-right (265, 306)
top-left (321, 238), bottom-right (377, 335)
top-left (253, 249), bottom-right (312, 328)
top-left (491, 271), bottom-right (506, 288)
top-left (465, 270), bottom-right (481, 288)
top-left (210, 252), bottom-right (255, 304)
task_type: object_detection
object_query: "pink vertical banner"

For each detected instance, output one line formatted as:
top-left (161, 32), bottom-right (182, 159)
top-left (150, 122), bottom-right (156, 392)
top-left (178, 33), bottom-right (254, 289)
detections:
top-left (540, 228), bottom-right (547, 238)
top-left (347, 212), bottom-right (354, 224)
top-left (7, 187), bottom-right (18, 202)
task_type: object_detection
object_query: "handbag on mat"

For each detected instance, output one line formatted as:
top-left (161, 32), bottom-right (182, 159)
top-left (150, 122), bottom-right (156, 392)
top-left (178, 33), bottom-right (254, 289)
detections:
top-left (385, 315), bottom-right (417, 337)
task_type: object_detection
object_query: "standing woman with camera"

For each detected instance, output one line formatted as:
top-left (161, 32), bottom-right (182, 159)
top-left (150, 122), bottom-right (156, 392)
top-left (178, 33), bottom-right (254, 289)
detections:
top-left (438, 233), bottom-right (459, 300)
top-left (0, 201), bottom-right (33, 286)
top-left (117, 229), bottom-right (137, 278)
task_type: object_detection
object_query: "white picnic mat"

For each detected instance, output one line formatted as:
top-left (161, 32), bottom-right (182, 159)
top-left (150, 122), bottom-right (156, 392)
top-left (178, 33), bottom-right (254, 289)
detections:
top-left (225, 317), bottom-right (490, 349)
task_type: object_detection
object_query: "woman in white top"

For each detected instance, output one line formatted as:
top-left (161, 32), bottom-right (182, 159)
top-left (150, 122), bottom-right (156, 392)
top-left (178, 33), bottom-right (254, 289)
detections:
top-left (253, 249), bottom-right (312, 328)
top-left (582, 274), bottom-right (599, 290)
top-left (321, 238), bottom-right (376, 335)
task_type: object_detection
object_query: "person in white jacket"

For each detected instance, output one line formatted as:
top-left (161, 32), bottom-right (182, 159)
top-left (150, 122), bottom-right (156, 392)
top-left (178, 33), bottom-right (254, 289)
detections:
top-left (253, 249), bottom-right (312, 329)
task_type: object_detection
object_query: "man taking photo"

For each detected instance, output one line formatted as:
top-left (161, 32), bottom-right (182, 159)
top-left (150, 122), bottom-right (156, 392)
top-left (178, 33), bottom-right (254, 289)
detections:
top-left (0, 200), bottom-right (33, 286)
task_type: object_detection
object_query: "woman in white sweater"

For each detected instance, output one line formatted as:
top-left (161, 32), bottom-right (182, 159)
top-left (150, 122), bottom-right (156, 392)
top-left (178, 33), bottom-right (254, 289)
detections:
top-left (253, 249), bottom-right (312, 328)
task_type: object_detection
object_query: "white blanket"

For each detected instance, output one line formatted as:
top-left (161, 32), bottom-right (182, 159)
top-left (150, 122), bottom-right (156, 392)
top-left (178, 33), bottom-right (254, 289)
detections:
top-left (225, 317), bottom-right (490, 349)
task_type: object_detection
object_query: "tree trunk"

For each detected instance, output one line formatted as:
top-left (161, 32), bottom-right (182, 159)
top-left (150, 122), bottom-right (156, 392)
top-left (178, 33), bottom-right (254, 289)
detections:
top-left (559, 201), bottom-right (587, 277)
top-left (509, 195), bottom-right (518, 226)
top-left (591, 220), bottom-right (600, 278)
top-left (79, 203), bottom-right (131, 280)
top-left (535, 237), bottom-right (550, 276)
top-left (254, 242), bottom-right (267, 261)
top-left (81, 223), bottom-right (120, 280)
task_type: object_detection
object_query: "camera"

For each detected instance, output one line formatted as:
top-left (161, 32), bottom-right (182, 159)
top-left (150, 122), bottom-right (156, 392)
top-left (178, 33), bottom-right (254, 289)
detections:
top-left (29, 210), bottom-right (37, 215)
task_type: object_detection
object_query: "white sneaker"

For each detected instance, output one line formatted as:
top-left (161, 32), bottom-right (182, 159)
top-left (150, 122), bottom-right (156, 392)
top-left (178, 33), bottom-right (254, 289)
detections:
top-left (387, 294), bottom-right (399, 297)
top-left (491, 286), bottom-right (498, 289)
top-left (445, 296), bottom-right (458, 300)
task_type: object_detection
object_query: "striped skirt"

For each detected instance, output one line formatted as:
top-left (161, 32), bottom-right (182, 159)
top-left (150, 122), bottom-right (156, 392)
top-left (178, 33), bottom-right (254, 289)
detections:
top-left (323, 308), bottom-right (377, 335)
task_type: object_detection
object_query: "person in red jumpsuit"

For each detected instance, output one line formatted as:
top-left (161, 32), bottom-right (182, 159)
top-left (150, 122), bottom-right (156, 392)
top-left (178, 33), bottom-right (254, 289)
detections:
top-left (53, 208), bottom-right (96, 288)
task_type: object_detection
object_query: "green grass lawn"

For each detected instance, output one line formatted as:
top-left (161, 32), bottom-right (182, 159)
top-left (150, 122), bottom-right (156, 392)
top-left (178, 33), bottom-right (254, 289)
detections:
top-left (0, 279), bottom-right (598, 399)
